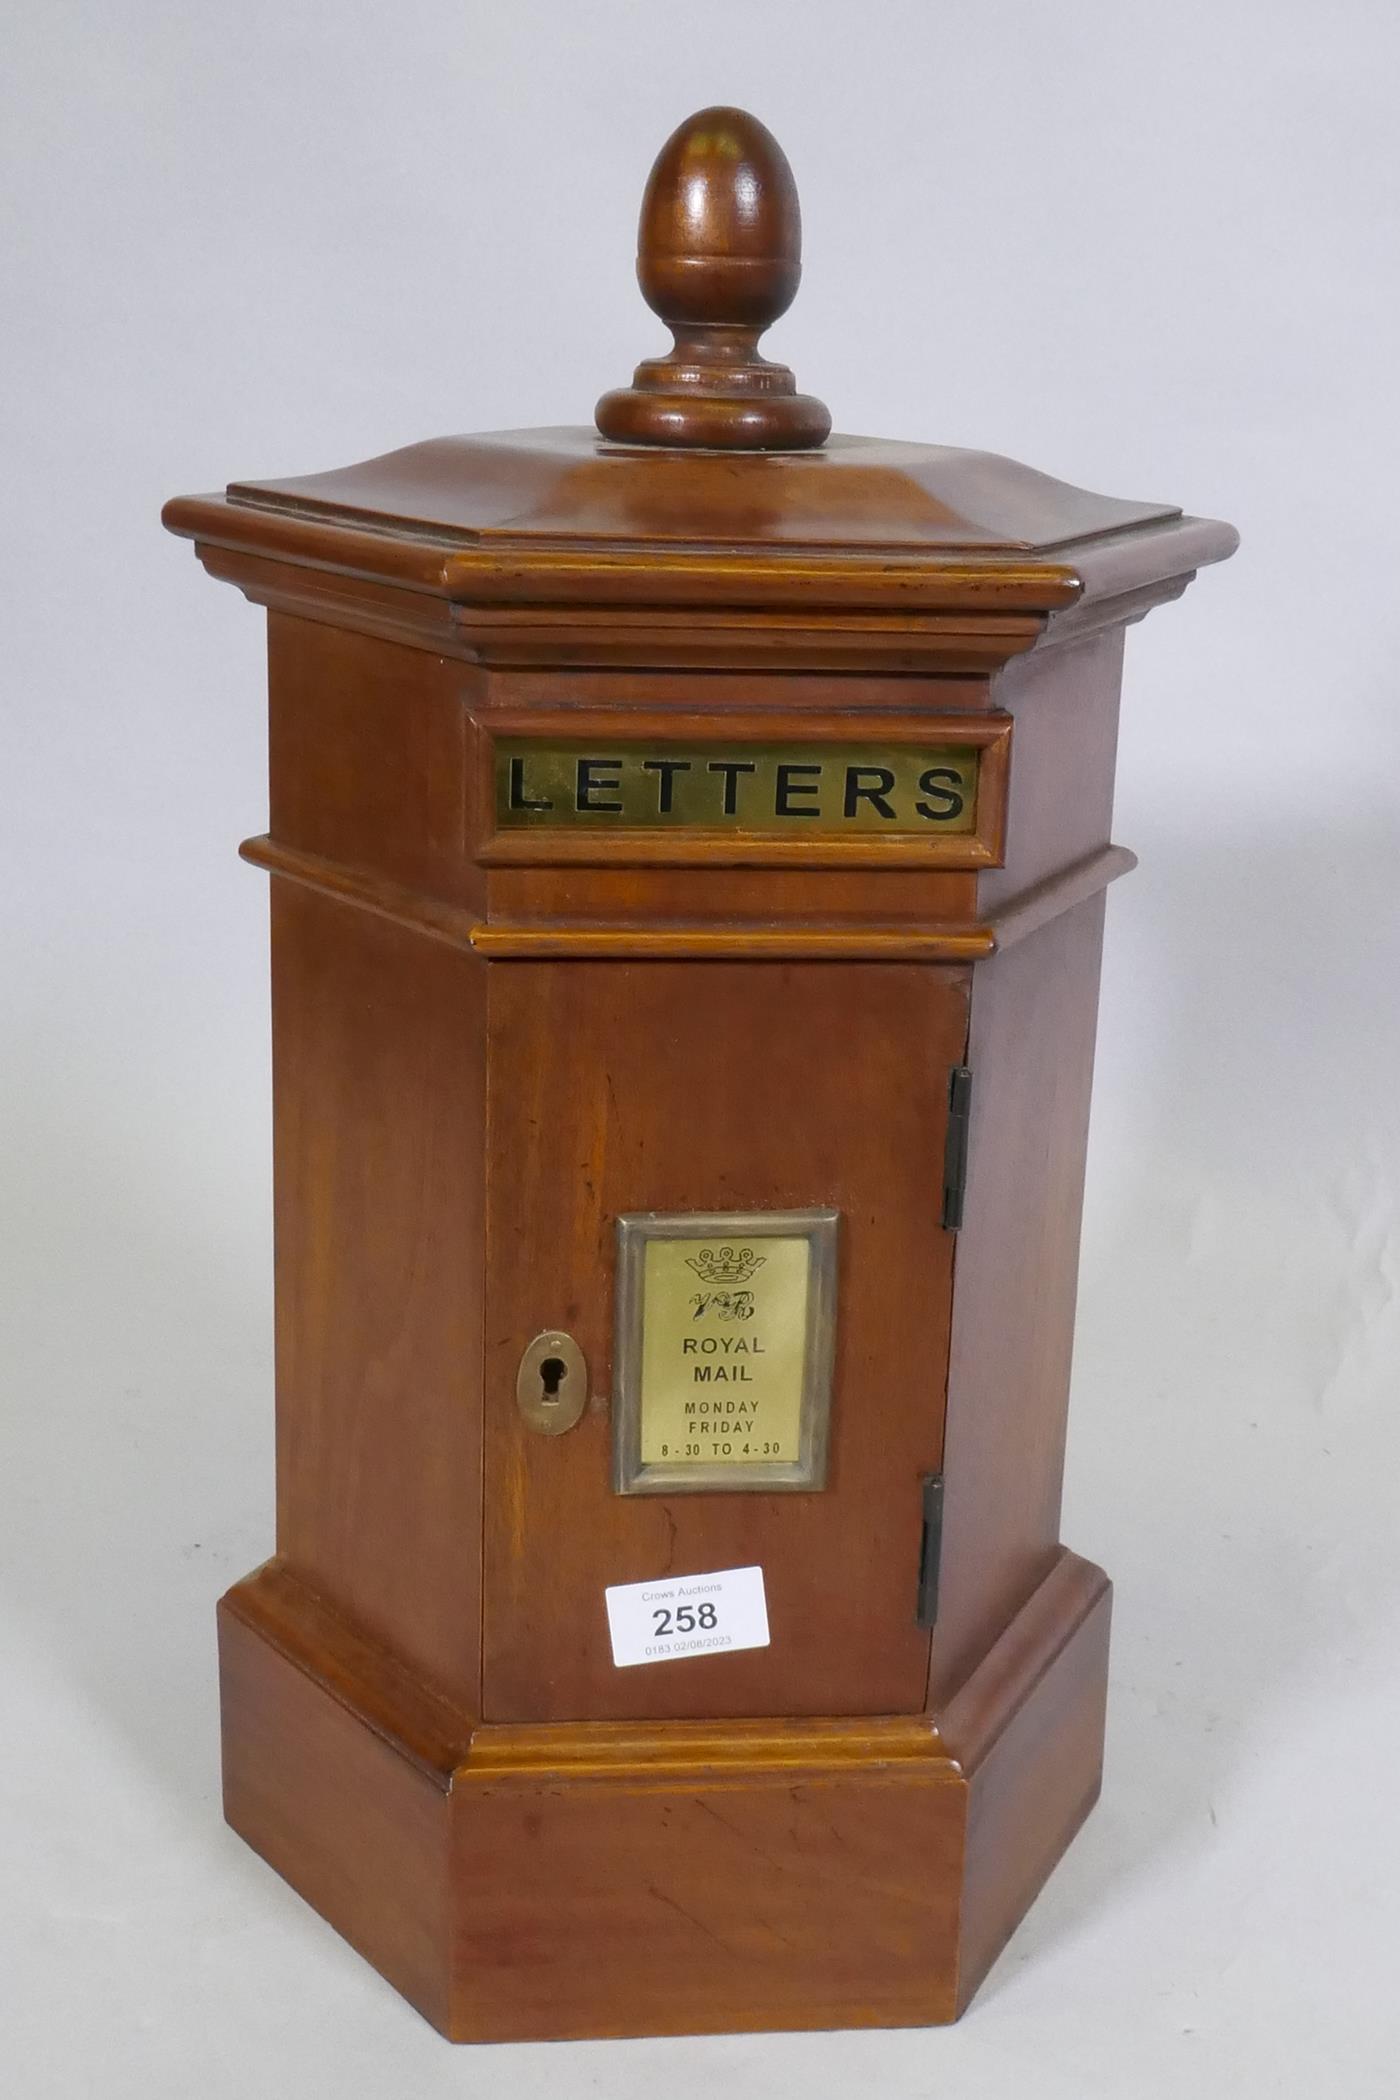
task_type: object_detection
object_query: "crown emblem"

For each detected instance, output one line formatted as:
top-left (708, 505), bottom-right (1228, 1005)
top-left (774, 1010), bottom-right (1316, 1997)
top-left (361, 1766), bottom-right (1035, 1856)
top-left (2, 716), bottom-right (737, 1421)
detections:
top-left (685, 1244), bottom-right (766, 1285)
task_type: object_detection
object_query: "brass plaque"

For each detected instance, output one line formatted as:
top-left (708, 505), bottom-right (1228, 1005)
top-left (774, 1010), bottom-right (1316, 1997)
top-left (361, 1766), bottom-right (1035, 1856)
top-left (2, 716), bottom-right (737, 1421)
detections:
top-left (613, 1210), bottom-right (838, 1495)
top-left (497, 739), bottom-right (978, 836)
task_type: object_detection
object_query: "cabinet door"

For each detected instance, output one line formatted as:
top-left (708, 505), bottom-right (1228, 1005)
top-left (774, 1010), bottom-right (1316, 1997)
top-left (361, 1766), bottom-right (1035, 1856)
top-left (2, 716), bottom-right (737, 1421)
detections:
top-left (481, 960), bottom-right (969, 1723)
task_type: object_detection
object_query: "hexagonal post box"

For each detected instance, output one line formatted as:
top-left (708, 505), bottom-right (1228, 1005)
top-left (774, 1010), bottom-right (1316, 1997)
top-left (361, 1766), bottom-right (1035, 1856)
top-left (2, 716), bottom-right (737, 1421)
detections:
top-left (163, 107), bottom-right (1236, 2040)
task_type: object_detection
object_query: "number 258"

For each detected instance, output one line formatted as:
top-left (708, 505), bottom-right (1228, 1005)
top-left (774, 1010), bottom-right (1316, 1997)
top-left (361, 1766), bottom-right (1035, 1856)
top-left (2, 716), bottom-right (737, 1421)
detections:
top-left (652, 1602), bottom-right (717, 1635)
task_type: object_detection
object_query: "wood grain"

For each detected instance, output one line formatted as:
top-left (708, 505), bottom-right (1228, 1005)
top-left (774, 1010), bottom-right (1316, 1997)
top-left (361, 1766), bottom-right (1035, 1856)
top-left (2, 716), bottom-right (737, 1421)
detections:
top-left (480, 958), bottom-right (969, 1722)
top-left (947, 1553), bottom-right (1112, 2010)
top-left (162, 430), bottom-right (1235, 658)
top-left (975, 625), bottom-right (1126, 914)
top-left (930, 895), bottom-right (1111, 1705)
top-left (218, 1541), bottom-right (1108, 2039)
top-left (164, 102), bottom-right (1236, 2033)
top-left (449, 1763), bottom-right (963, 2038)
top-left (270, 881), bottom-right (486, 1703)
top-left (595, 107), bottom-right (832, 451)
top-left (219, 1586), bottom-right (456, 2035)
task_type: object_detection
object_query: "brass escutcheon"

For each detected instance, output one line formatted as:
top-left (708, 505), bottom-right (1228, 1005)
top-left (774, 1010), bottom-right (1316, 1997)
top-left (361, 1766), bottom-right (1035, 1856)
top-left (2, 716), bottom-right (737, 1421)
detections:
top-left (516, 1331), bottom-right (589, 1436)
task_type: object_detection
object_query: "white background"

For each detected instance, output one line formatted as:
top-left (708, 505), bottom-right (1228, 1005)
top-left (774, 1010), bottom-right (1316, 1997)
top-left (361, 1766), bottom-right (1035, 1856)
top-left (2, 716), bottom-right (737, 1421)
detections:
top-left (4, 2), bottom-right (1398, 2093)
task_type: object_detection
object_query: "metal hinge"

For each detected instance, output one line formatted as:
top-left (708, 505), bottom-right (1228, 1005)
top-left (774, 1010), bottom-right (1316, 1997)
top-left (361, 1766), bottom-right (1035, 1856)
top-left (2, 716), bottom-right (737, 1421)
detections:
top-left (941, 1065), bottom-right (973, 1230)
top-left (916, 1472), bottom-right (945, 1628)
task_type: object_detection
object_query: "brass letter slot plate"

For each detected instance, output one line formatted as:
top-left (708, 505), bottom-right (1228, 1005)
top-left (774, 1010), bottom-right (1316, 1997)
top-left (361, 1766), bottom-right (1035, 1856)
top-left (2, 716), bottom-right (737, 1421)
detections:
top-left (499, 740), bottom-right (978, 833)
top-left (476, 712), bottom-right (1010, 869)
top-left (613, 1209), bottom-right (838, 1496)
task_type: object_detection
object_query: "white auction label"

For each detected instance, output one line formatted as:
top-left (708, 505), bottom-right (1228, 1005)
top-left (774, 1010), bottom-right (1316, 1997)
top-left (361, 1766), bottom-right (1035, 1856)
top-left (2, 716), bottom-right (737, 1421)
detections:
top-left (604, 1565), bottom-right (770, 1669)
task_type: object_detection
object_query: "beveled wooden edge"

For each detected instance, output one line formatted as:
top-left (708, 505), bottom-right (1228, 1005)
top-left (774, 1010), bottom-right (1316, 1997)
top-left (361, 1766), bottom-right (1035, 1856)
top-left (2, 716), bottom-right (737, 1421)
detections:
top-left (175, 535), bottom-right (1053, 671)
top-left (217, 1546), bottom-right (1109, 1797)
top-left (461, 1553), bottom-right (1109, 1789)
top-left (937, 1548), bottom-right (1112, 1778)
top-left (239, 835), bottom-right (992, 958)
top-left (238, 835), bottom-right (1134, 962)
top-left (167, 515), bottom-right (1234, 673)
top-left (479, 835), bottom-right (1002, 872)
top-left (166, 542), bottom-right (1219, 676)
top-left (173, 531), bottom-right (1053, 672)
top-left (453, 611), bottom-right (1047, 675)
top-left (472, 708), bottom-right (1010, 872)
top-left (986, 843), bottom-right (1138, 950)
top-left (165, 490), bottom-right (1234, 638)
top-left (239, 835), bottom-right (481, 949)
top-left (439, 512), bottom-right (1236, 618)
top-left (442, 547), bottom-right (1085, 613)
top-left (1038, 573), bottom-right (1193, 649)
top-left (220, 1560), bottom-right (475, 1790)
top-left (196, 542), bottom-right (460, 656)
top-left (455, 1714), bottom-right (956, 1786)
top-left (469, 924), bottom-right (994, 961)
top-left (164, 493), bottom-right (1082, 611)
top-left (174, 541), bottom-right (1199, 676)
top-left (467, 843), bottom-right (1134, 959)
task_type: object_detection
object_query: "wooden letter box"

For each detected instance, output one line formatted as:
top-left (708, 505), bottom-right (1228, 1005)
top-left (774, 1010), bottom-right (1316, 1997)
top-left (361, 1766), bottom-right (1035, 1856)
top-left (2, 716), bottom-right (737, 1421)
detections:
top-left (163, 107), bottom-right (1237, 2040)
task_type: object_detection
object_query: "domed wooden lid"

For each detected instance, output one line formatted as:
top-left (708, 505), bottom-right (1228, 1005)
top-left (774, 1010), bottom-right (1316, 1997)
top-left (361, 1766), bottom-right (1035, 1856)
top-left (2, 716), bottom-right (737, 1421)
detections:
top-left (164, 108), bottom-right (1238, 647)
top-left (595, 107), bottom-right (831, 451)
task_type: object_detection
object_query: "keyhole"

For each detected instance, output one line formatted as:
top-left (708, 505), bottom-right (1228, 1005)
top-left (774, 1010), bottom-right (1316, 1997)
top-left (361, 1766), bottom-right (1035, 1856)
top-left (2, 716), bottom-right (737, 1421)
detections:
top-left (516, 1332), bottom-right (586, 1434)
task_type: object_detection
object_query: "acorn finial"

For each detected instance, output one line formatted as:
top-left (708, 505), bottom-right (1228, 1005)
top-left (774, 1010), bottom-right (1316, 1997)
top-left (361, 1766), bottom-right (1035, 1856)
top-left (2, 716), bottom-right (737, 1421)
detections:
top-left (595, 107), bottom-right (831, 451)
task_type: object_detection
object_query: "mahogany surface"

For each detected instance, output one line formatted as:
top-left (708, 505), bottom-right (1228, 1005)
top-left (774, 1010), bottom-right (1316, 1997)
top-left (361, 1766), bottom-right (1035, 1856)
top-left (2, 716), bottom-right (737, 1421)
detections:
top-left (595, 107), bottom-right (831, 450)
top-left (164, 105), bottom-right (1237, 2041)
top-left (481, 957), bottom-right (968, 1722)
top-left (219, 1547), bottom-right (1110, 2039)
